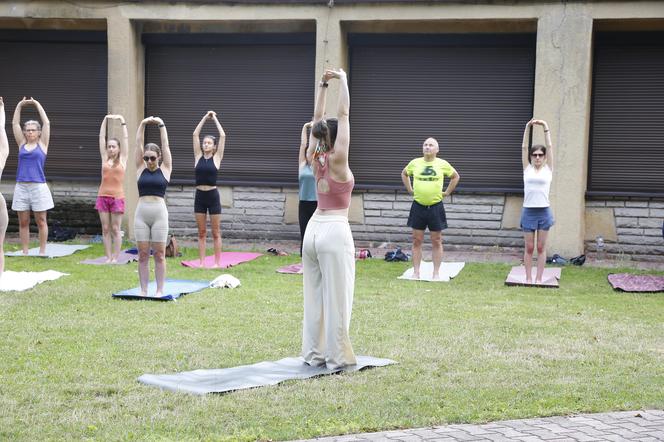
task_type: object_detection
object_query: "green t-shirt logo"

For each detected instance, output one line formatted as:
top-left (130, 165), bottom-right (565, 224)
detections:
top-left (421, 166), bottom-right (437, 176)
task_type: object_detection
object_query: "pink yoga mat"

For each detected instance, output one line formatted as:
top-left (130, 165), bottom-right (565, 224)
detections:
top-left (505, 266), bottom-right (561, 288)
top-left (181, 252), bottom-right (262, 269)
top-left (81, 252), bottom-right (138, 265)
top-left (277, 262), bottom-right (303, 274)
top-left (608, 273), bottom-right (664, 292)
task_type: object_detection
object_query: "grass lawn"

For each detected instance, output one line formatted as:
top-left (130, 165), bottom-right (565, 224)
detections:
top-left (1, 242), bottom-right (663, 441)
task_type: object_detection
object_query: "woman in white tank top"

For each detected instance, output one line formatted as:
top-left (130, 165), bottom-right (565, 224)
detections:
top-left (520, 119), bottom-right (554, 284)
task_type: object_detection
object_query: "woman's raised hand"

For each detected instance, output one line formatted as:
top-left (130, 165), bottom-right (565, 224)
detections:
top-left (322, 68), bottom-right (346, 82)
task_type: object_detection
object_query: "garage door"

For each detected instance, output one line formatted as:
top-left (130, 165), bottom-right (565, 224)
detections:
top-left (0, 30), bottom-right (107, 181)
top-left (349, 33), bottom-right (535, 191)
top-left (144, 33), bottom-right (315, 185)
top-left (588, 32), bottom-right (664, 196)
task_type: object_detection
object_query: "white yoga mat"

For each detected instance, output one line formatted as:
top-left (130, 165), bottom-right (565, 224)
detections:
top-left (5, 244), bottom-right (90, 258)
top-left (0, 270), bottom-right (68, 292)
top-left (398, 261), bottom-right (465, 282)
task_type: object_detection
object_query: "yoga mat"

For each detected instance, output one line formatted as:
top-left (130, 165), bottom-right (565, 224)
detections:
top-left (277, 262), bottom-right (303, 274)
top-left (81, 251), bottom-right (138, 265)
top-left (0, 270), bottom-right (68, 292)
top-left (181, 252), bottom-right (262, 269)
top-left (505, 266), bottom-right (561, 288)
top-left (112, 279), bottom-right (210, 301)
top-left (398, 262), bottom-right (465, 282)
top-left (608, 273), bottom-right (664, 293)
top-left (5, 244), bottom-right (90, 258)
top-left (138, 355), bottom-right (396, 395)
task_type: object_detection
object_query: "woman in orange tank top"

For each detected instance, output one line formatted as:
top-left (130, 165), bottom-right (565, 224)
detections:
top-left (95, 114), bottom-right (128, 263)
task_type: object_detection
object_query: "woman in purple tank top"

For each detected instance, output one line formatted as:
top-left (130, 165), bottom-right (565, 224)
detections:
top-left (11, 97), bottom-right (54, 255)
top-left (0, 98), bottom-right (10, 276)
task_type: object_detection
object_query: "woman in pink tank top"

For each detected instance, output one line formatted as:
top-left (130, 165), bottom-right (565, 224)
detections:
top-left (301, 69), bottom-right (357, 370)
top-left (96, 114), bottom-right (128, 263)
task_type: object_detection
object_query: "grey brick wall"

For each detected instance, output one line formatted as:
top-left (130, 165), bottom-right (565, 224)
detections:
top-left (586, 197), bottom-right (664, 259)
top-left (168, 185), bottom-right (523, 250)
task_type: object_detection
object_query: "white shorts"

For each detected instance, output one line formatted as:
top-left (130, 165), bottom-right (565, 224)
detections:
top-left (12, 182), bottom-right (54, 212)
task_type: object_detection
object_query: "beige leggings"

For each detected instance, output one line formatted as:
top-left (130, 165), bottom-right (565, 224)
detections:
top-left (134, 198), bottom-right (169, 243)
top-left (0, 193), bottom-right (7, 237)
top-left (302, 213), bottom-right (357, 370)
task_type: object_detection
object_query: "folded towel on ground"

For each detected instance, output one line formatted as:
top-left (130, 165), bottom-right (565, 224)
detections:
top-left (0, 270), bottom-right (68, 292)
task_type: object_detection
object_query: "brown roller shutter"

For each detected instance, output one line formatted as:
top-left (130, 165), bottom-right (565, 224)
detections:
top-left (143, 33), bottom-right (315, 185)
top-left (0, 31), bottom-right (107, 181)
top-left (588, 32), bottom-right (664, 196)
top-left (349, 33), bottom-right (535, 191)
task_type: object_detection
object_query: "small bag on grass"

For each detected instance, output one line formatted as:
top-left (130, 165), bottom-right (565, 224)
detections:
top-left (165, 235), bottom-right (180, 257)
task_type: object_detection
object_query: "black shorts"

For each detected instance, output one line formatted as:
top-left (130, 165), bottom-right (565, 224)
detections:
top-left (407, 201), bottom-right (448, 232)
top-left (194, 189), bottom-right (221, 215)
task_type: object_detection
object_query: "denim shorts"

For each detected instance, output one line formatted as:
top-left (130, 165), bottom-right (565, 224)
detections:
top-left (520, 207), bottom-right (554, 232)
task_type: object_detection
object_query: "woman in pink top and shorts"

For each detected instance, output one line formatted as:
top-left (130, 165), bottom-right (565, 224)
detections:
top-left (302, 69), bottom-right (357, 370)
top-left (96, 114), bottom-right (129, 263)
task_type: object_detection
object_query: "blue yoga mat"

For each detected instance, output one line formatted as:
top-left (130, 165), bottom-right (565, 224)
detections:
top-left (113, 279), bottom-right (210, 301)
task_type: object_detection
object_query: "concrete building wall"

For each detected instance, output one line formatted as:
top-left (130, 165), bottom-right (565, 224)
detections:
top-left (585, 197), bottom-right (664, 260)
top-left (1, 1), bottom-right (664, 258)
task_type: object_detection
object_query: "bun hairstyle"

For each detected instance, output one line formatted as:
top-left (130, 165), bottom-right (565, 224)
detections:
top-left (528, 144), bottom-right (547, 164)
top-left (145, 143), bottom-right (162, 158)
top-left (24, 120), bottom-right (42, 131)
top-left (203, 135), bottom-right (217, 146)
top-left (108, 137), bottom-right (121, 148)
top-left (312, 118), bottom-right (338, 151)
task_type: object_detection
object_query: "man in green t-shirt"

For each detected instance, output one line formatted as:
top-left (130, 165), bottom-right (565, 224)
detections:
top-left (401, 138), bottom-right (460, 280)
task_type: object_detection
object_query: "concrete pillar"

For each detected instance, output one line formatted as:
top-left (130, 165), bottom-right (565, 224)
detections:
top-left (106, 15), bottom-right (143, 237)
top-left (315, 8), bottom-right (347, 117)
top-left (532, 5), bottom-right (594, 257)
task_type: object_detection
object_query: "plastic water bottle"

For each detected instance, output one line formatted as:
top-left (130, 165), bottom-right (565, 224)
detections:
top-left (596, 235), bottom-right (605, 262)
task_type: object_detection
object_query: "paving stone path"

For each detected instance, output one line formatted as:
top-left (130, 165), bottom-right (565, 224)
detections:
top-left (298, 410), bottom-right (664, 441)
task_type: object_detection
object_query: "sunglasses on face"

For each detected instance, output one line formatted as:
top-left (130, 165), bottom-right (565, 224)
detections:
top-left (531, 153), bottom-right (545, 158)
top-left (143, 156), bottom-right (158, 162)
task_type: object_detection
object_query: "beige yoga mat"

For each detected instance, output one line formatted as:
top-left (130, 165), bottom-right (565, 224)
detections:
top-left (505, 266), bottom-right (561, 288)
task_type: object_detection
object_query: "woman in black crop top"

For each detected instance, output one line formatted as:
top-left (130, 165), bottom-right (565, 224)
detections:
top-left (134, 116), bottom-right (172, 296)
top-left (192, 111), bottom-right (226, 268)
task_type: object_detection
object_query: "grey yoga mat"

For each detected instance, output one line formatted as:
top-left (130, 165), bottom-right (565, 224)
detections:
top-left (5, 244), bottom-right (90, 258)
top-left (138, 355), bottom-right (396, 395)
